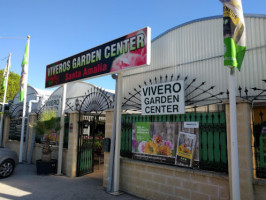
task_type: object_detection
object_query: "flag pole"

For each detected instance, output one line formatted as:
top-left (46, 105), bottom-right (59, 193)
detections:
top-left (19, 35), bottom-right (30, 163)
top-left (228, 67), bottom-right (240, 200)
top-left (219, 0), bottom-right (245, 198)
top-left (0, 53), bottom-right (11, 147)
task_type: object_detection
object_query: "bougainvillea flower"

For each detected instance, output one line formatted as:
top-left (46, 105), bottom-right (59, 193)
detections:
top-left (157, 145), bottom-right (172, 156)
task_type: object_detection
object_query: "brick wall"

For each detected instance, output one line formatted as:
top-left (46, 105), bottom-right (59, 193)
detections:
top-left (103, 156), bottom-right (229, 200)
top-left (103, 110), bottom-right (230, 199)
top-left (120, 159), bottom-right (229, 200)
top-left (254, 181), bottom-right (266, 200)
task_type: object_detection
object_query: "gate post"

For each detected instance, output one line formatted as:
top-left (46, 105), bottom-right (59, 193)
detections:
top-left (66, 111), bottom-right (79, 177)
top-left (103, 109), bottom-right (114, 187)
top-left (225, 100), bottom-right (254, 200)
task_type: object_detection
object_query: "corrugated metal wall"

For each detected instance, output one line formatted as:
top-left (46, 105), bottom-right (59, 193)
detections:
top-left (122, 15), bottom-right (266, 106)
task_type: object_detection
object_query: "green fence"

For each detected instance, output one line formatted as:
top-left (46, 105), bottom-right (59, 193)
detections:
top-left (121, 112), bottom-right (228, 173)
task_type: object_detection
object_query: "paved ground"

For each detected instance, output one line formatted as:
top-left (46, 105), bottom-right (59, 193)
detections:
top-left (0, 164), bottom-right (142, 200)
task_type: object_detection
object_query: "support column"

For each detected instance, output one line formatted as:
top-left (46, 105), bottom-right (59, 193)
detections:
top-left (226, 101), bottom-right (254, 200)
top-left (113, 73), bottom-right (122, 194)
top-left (66, 111), bottom-right (79, 177)
top-left (104, 109), bottom-right (114, 187)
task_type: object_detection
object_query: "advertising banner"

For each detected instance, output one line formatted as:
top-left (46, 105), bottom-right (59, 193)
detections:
top-left (141, 81), bottom-right (185, 115)
top-left (220, 0), bottom-right (246, 70)
top-left (45, 27), bottom-right (151, 88)
top-left (132, 121), bottom-right (199, 167)
top-left (176, 131), bottom-right (197, 167)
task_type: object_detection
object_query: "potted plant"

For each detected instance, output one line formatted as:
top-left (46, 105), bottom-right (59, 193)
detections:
top-left (94, 136), bottom-right (103, 155)
top-left (31, 109), bottom-right (61, 174)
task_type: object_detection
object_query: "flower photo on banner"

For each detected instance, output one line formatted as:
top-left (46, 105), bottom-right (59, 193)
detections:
top-left (132, 122), bottom-right (177, 157)
top-left (132, 121), bottom-right (199, 168)
top-left (176, 131), bottom-right (197, 167)
top-left (110, 29), bottom-right (147, 72)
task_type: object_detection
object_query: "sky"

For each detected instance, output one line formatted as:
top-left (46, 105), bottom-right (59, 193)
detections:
top-left (1, 0), bottom-right (266, 92)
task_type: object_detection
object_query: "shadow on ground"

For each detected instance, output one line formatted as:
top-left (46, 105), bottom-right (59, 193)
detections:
top-left (0, 163), bottom-right (142, 200)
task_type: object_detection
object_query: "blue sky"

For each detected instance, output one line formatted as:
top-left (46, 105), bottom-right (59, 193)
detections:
top-left (1, 0), bottom-right (265, 91)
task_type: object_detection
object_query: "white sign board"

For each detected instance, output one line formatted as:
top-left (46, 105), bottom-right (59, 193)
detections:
top-left (184, 122), bottom-right (199, 129)
top-left (141, 81), bottom-right (185, 115)
top-left (44, 95), bottom-right (61, 116)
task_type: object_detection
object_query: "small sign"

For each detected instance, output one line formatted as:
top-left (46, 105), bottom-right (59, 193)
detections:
top-left (44, 95), bottom-right (61, 115)
top-left (184, 122), bottom-right (199, 129)
top-left (176, 131), bottom-right (197, 167)
top-left (141, 81), bottom-right (185, 115)
top-left (69, 123), bottom-right (73, 133)
top-left (83, 128), bottom-right (89, 136)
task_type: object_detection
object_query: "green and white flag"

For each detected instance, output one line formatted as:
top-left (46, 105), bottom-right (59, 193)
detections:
top-left (2, 57), bottom-right (11, 91)
top-left (19, 38), bottom-right (30, 102)
top-left (220, 0), bottom-right (246, 71)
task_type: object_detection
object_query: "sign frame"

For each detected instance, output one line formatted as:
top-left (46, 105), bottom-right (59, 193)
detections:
top-left (45, 27), bottom-right (151, 88)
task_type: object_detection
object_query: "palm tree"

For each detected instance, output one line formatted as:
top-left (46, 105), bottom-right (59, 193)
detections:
top-left (33, 109), bottom-right (61, 162)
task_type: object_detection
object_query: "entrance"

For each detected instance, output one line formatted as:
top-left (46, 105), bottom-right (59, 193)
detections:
top-left (76, 87), bottom-right (113, 177)
top-left (76, 115), bottom-right (105, 176)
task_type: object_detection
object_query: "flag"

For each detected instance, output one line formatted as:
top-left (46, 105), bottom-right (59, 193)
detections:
top-left (220, 0), bottom-right (246, 71)
top-left (2, 57), bottom-right (11, 91)
top-left (19, 38), bottom-right (30, 102)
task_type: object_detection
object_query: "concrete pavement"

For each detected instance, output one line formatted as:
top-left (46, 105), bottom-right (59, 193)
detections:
top-left (0, 164), bottom-right (142, 200)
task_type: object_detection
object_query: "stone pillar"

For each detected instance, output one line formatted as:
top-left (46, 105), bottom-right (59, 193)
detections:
top-left (226, 101), bottom-right (254, 200)
top-left (66, 111), bottom-right (80, 177)
top-left (2, 116), bottom-right (10, 147)
top-left (103, 109), bottom-right (114, 187)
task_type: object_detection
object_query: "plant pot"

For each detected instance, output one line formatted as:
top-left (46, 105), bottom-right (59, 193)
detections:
top-left (36, 159), bottom-right (57, 175)
top-left (41, 154), bottom-right (51, 162)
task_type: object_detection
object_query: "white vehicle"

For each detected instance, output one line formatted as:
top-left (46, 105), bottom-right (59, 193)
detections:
top-left (0, 148), bottom-right (18, 178)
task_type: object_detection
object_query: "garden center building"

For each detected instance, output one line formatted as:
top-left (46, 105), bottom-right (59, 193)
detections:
top-left (102, 14), bottom-right (266, 200)
top-left (2, 14), bottom-right (266, 200)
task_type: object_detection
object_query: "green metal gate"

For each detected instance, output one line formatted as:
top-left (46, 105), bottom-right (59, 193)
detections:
top-left (76, 119), bottom-right (94, 177)
top-left (121, 112), bottom-right (228, 173)
top-left (75, 87), bottom-right (112, 177)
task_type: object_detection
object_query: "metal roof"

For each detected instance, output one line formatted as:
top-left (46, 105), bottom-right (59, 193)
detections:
top-left (122, 15), bottom-right (266, 110)
top-left (152, 14), bottom-right (266, 42)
